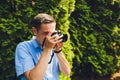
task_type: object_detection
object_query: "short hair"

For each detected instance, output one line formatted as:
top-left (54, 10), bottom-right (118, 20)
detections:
top-left (30, 13), bottom-right (55, 30)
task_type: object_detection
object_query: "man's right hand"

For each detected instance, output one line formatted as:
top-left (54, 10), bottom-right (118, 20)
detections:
top-left (43, 32), bottom-right (63, 49)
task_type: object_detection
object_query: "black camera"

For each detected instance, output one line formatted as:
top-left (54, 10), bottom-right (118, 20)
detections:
top-left (51, 30), bottom-right (68, 42)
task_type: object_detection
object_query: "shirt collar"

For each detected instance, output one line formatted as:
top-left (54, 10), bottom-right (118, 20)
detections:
top-left (31, 36), bottom-right (42, 49)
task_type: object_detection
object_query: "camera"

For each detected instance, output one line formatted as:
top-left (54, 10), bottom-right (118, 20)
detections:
top-left (51, 30), bottom-right (68, 42)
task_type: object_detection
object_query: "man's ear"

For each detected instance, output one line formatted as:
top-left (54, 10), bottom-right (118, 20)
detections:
top-left (32, 27), bottom-right (37, 36)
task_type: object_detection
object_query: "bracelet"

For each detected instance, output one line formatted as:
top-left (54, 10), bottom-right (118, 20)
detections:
top-left (54, 49), bottom-right (62, 53)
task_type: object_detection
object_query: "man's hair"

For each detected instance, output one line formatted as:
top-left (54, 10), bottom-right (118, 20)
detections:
top-left (30, 13), bottom-right (55, 30)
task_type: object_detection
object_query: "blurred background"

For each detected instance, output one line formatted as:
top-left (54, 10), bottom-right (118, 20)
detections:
top-left (0, 0), bottom-right (120, 80)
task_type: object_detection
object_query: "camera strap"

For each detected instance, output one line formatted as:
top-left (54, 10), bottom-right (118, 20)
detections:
top-left (42, 38), bottom-right (54, 64)
top-left (42, 38), bottom-right (46, 48)
top-left (48, 51), bottom-right (54, 64)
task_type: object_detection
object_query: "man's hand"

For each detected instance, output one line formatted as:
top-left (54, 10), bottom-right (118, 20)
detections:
top-left (43, 33), bottom-right (63, 50)
top-left (54, 42), bottom-right (63, 51)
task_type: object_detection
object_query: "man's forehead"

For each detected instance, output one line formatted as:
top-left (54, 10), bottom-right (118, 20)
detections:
top-left (42, 30), bottom-right (55, 33)
top-left (40, 23), bottom-right (56, 31)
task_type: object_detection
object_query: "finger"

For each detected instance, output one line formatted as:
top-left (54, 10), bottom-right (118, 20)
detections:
top-left (53, 34), bottom-right (63, 41)
top-left (57, 35), bottom-right (63, 40)
top-left (51, 34), bottom-right (58, 39)
top-left (55, 38), bottom-right (63, 43)
top-left (56, 44), bottom-right (62, 48)
top-left (45, 32), bottom-right (55, 40)
top-left (47, 32), bottom-right (53, 37)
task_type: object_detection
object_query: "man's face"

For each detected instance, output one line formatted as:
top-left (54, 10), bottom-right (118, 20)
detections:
top-left (35, 22), bottom-right (56, 46)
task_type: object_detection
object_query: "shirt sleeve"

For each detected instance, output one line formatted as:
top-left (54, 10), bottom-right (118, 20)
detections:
top-left (15, 43), bottom-right (34, 77)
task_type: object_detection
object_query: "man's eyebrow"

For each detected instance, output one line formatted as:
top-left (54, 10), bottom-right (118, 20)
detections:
top-left (43, 31), bottom-right (49, 33)
top-left (42, 31), bottom-right (49, 34)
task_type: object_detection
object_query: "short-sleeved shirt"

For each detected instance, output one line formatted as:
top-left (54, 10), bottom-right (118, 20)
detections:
top-left (15, 36), bottom-right (59, 80)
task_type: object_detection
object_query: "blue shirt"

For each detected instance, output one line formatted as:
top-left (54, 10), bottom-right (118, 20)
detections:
top-left (15, 36), bottom-right (59, 80)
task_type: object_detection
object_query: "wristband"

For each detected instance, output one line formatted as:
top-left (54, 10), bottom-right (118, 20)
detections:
top-left (54, 49), bottom-right (62, 53)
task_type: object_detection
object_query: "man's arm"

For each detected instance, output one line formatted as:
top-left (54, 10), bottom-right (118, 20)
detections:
top-left (24, 48), bottom-right (51, 80)
top-left (56, 52), bottom-right (71, 76)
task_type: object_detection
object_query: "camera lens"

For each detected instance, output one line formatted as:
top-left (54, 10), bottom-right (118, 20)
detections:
top-left (62, 34), bottom-right (68, 42)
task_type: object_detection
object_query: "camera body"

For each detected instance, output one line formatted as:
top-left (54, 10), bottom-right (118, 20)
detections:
top-left (51, 30), bottom-right (68, 42)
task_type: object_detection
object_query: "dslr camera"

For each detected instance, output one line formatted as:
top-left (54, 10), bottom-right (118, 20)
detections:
top-left (51, 30), bottom-right (68, 42)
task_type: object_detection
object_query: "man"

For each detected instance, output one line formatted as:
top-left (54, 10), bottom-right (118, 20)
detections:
top-left (15, 13), bottom-right (70, 80)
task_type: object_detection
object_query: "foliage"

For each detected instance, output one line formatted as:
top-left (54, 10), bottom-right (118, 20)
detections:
top-left (70, 0), bottom-right (120, 79)
top-left (0, 0), bottom-right (75, 80)
top-left (1, 0), bottom-right (120, 79)
top-left (112, 25), bottom-right (120, 67)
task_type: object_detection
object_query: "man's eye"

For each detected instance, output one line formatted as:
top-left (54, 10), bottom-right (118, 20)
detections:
top-left (43, 32), bottom-right (49, 35)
